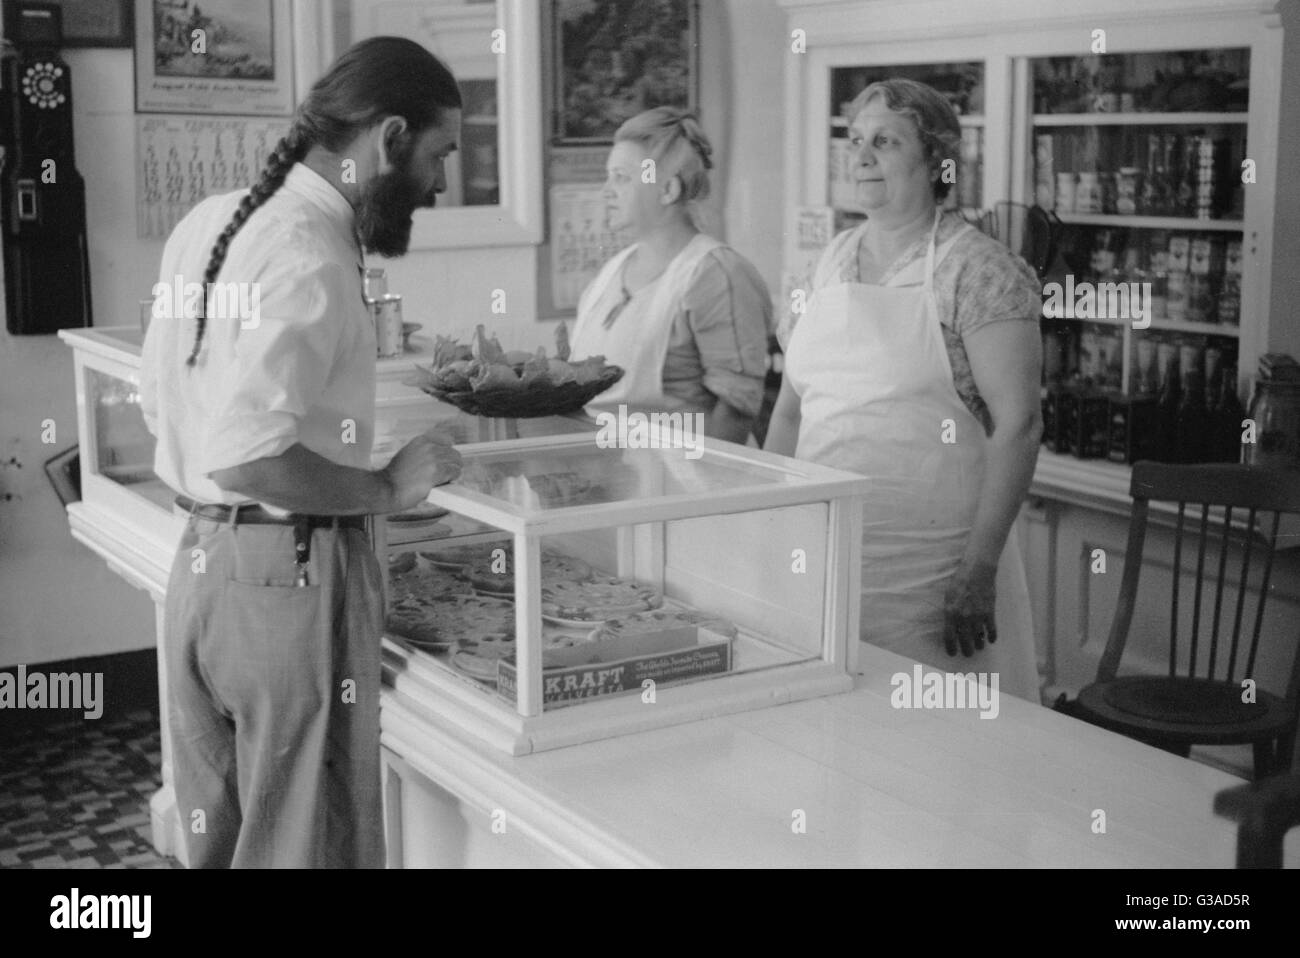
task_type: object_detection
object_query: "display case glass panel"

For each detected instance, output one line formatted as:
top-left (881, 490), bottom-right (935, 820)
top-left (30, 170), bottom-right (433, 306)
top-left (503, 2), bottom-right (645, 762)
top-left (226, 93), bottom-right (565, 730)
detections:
top-left (379, 431), bottom-right (868, 752)
top-left (87, 367), bottom-right (171, 510)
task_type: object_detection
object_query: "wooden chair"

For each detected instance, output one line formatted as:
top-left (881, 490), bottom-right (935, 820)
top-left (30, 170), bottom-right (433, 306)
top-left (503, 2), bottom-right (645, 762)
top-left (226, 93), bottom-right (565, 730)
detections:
top-left (1073, 462), bottom-right (1300, 780)
top-left (1214, 773), bottom-right (1300, 867)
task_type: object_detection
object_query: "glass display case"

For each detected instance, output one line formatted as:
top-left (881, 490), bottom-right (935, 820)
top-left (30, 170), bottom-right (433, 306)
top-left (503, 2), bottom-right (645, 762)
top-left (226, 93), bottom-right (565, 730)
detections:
top-left (376, 429), bottom-right (870, 755)
top-left (60, 328), bottom-right (182, 601)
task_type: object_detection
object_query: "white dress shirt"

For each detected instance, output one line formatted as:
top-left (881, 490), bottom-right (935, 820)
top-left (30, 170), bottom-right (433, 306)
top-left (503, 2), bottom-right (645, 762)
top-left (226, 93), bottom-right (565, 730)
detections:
top-left (140, 163), bottom-right (376, 512)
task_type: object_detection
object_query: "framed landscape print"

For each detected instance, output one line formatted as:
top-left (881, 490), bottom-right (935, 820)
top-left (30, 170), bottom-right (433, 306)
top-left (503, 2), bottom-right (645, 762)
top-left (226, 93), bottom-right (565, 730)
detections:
top-left (552, 0), bottom-right (698, 144)
top-left (134, 0), bottom-right (294, 116)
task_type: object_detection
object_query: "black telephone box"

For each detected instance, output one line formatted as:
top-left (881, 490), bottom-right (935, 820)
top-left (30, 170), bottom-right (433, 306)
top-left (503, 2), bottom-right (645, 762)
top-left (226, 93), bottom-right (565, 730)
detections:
top-left (1, 1), bottom-right (92, 334)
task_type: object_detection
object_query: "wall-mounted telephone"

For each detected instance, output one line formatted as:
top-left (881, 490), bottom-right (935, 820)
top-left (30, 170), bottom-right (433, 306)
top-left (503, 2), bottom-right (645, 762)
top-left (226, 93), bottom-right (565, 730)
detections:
top-left (1, 1), bottom-right (92, 334)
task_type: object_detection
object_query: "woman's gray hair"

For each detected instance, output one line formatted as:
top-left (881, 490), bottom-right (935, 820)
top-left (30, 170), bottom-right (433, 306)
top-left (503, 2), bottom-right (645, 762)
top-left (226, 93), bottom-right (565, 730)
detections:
top-left (614, 106), bottom-right (714, 205)
top-left (849, 78), bottom-right (962, 202)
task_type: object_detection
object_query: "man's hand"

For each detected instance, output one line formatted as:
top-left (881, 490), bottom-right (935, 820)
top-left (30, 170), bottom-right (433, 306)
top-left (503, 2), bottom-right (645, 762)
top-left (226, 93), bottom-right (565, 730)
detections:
top-left (942, 559), bottom-right (998, 657)
top-left (382, 431), bottom-right (462, 513)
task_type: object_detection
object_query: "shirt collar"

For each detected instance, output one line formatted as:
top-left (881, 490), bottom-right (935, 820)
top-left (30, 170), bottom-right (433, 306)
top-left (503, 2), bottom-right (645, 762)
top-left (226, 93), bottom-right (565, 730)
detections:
top-left (281, 162), bottom-right (360, 253)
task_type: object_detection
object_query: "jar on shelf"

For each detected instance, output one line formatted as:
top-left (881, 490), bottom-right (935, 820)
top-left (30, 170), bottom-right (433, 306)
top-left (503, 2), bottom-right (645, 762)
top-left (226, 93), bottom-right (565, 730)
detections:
top-left (1245, 379), bottom-right (1300, 468)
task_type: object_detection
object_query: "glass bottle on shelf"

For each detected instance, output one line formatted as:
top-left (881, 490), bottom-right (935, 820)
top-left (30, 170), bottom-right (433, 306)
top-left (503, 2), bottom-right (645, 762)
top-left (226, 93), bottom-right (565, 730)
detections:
top-left (1216, 366), bottom-right (1246, 462)
top-left (1139, 135), bottom-right (1162, 215)
top-left (1160, 134), bottom-right (1181, 216)
top-left (1177, 136), bottom-right (1200, 218)
top-left (1177, 365), bottom-right (1209, 462)
top-left (1175, 339), bottom-right (1207, 461)
top-left (1154, 337), bottom-right (1181, 461)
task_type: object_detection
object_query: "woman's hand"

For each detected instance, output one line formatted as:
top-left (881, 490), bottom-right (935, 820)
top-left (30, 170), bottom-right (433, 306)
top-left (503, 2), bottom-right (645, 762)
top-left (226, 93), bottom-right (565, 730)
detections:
top-left (942, 559), bottom-right (998, 657)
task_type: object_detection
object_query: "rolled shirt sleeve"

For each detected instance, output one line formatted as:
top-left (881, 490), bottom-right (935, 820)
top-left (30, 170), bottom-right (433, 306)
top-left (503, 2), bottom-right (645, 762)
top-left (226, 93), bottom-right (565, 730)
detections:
top-left (669, 248), bottom-right (772, 418)
top-left (200, 256), bottom-right (349, 476)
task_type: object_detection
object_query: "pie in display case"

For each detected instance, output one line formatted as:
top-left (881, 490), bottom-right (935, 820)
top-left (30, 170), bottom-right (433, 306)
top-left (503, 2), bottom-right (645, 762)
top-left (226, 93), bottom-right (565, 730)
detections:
top-left (376, 430), bottom-right (871, 755)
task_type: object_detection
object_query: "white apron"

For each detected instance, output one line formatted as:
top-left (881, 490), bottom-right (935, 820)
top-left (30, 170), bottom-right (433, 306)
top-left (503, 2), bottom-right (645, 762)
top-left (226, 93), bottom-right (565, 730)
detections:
top-left (783, 214), bottom-right (1039, 700)
top-left (570, 233), bottom-right (724, 414)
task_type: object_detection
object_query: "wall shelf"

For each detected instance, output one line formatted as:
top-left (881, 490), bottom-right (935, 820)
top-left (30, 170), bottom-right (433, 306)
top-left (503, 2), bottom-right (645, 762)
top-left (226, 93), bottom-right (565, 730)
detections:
top-left (1054, 213), bottom-right (1244, 231)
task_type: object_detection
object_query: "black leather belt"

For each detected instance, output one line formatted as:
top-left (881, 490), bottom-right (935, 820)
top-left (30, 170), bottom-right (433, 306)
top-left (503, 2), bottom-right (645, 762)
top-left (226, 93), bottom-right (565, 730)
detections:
top-left (175, 495), bottom-right (367, 530)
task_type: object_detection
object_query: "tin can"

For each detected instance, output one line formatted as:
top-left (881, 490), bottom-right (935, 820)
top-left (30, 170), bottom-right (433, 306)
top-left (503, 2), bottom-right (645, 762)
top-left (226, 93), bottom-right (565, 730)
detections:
top-left (1225, 240), bottom-right (1243, 276)
top-left (1076, 172), bottom-right (1102, 214)
top-left (1167, 234), bottom-right (1191, 273)
top-left (1115, 167), bottom-right (1140, 215)
top-left (1079, 325), bottom-right (1100, 383)
top-left (1148, 231), bottom-right (1170, 275)
top-left (1166, 271), bottom-right (1189, 321)
top-left (1055, 172), bottom-right (1077, 213)
top-left (371, 293), bottom-right (403, 358)
top-left (1217, 275), bottom-right (1241, 326)
top-left (1149, 271), bottom-right (1168, 321)
top-left (1186, 274), bottom-right (1213, 324)
top-left (1189, 236), bottom-right (1213, 275)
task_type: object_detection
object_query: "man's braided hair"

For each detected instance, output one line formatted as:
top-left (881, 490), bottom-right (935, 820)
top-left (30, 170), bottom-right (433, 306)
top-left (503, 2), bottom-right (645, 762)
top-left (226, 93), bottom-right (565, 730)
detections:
top-left (185, 36), bottom-right (462, 366)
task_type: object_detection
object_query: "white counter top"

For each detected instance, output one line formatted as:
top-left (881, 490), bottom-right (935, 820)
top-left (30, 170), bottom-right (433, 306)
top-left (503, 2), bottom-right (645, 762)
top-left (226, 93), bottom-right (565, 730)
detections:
top-left (382, 643), bottom-right (1268, 868)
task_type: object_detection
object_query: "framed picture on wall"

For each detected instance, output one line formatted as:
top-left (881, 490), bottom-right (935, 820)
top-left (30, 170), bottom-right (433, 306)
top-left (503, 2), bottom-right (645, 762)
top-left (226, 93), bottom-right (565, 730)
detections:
top-left (134, 0), bottom-right (294, 116)
top-left (552, 0), bottom-right (699, 144)
top-left (42, 0), bottom-right (134, 47)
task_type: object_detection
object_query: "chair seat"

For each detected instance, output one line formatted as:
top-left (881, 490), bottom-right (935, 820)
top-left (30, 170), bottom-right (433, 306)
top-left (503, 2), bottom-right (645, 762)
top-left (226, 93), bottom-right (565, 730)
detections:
top-left (1076, 676), bottom-right (1295, 745)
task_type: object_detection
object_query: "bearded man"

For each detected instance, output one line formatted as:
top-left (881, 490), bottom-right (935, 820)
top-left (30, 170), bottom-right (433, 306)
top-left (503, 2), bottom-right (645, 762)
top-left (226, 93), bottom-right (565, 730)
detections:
top-left (140, 37), bottom-right (464, 868)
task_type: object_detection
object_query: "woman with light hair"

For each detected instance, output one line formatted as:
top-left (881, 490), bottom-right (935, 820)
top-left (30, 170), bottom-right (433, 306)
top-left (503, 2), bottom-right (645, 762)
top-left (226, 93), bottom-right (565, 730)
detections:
top-left (569, 107), bottom-right (771, 442)
top-left (765, 78), bottom-right (1044, 700)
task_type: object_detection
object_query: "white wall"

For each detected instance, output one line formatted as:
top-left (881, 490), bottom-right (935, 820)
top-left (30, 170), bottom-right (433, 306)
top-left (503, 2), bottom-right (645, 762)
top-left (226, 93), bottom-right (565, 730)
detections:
top-left (0, 49), bottom-right (157, 669)
top-left (1269, 0), bottom-right (1300, 361)
top-left (717, 0), bottom-right (788, 296)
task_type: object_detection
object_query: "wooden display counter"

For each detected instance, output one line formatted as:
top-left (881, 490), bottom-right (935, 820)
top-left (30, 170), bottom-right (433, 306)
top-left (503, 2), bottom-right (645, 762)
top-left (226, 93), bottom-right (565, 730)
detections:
top-left (380, 642), bottom-right (1277, 867)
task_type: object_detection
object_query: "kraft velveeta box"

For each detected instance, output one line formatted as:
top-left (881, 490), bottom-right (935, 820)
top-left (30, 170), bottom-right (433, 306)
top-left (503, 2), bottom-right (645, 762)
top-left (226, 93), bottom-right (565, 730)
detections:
top-left (496, 625), bottom-right (733, 710)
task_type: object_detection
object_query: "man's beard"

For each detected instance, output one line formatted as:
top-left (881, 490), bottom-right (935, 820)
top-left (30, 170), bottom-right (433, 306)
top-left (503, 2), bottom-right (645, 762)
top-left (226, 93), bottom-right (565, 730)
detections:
top-left (356, 164), bottom-right (431, 258)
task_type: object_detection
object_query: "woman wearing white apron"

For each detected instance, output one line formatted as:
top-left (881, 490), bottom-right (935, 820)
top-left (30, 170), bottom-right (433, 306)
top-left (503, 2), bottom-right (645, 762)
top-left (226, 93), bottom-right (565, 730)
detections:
top-left (569, 108), bottom-right (771, 442)
top-left (766, 79), bottom-right (1044, 701)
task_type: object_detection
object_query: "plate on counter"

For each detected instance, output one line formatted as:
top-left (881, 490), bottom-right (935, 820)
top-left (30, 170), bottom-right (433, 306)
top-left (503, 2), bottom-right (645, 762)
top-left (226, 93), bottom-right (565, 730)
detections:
top-left (388, 501), bottom-right (450, 522)
top-left (451, 651), bottom-right (499, 684)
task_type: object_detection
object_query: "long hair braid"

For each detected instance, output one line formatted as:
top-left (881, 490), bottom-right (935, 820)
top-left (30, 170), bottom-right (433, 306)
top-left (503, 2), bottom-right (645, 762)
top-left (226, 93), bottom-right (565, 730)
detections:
top-left (182, 36), bottom-right (463, 368)
top-left (185, 127), bottom-right (307, 366)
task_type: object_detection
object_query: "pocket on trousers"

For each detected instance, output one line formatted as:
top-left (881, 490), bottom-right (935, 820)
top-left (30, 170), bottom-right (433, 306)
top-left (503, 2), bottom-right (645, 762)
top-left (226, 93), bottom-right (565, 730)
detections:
top-left (219, 581), bottom-right (327, 711)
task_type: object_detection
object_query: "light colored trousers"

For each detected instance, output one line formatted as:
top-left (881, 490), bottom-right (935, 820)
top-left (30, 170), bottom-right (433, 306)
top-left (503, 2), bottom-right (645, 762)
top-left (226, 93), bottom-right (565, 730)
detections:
top-left (163, 513), bottom-right (384, 868)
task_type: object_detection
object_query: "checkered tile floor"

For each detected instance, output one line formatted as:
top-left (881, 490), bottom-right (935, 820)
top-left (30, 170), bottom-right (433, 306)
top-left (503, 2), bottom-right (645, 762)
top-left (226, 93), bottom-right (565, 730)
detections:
top-left (0, 707), bottom-right (181, 869)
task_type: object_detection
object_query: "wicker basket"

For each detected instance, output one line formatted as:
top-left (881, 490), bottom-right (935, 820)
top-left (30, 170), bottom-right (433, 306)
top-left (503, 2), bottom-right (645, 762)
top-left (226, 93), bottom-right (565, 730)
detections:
top-left (404, 366), bottom-right (624, 418)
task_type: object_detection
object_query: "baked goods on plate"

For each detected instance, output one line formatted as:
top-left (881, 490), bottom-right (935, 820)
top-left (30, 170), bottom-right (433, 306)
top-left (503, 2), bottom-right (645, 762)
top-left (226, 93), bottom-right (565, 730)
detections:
top-left (402, 325), bottom-right (624, 417)
top-left (419, 541), bottom-right (509, 570)
top-left (455, 627), bottom-right (600, 666)
top-left (540, 576), bottom-right (663, 624)
top-left (385, 594), bottom-right (514, 649)
top-left (389, 557), bottom-right (474, 602)
top-left (592, 608), bottom-right (740, 642)
top-left (463, 551), bottom-right (595, 596)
